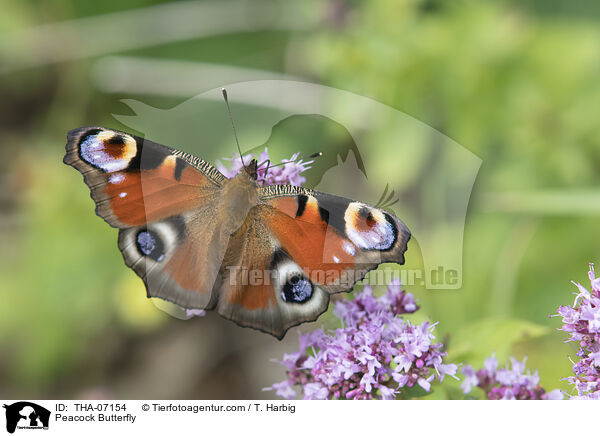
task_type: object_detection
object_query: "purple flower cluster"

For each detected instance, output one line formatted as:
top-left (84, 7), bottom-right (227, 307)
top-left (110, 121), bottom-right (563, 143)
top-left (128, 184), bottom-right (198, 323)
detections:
top-left (217, 147), bottom-right (313, 186)
top-left (266, 280), bottom-right (458, 400)
top-left (556, 263), bottom-right (600, 399)
top-left (461, 355), bottom-right (562, 400)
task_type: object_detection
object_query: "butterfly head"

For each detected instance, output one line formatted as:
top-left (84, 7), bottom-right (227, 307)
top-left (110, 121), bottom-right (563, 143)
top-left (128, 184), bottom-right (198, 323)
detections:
top-left (243, 158), bottom-right (259, 181)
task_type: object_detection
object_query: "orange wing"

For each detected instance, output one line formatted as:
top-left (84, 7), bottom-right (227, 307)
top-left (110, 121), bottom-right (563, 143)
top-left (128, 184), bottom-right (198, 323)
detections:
top-left (65, 127), bottom-right (226, 310)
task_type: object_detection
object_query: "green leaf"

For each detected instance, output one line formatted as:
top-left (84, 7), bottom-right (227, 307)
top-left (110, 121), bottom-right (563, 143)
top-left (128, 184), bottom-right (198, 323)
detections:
top-left (446, 317), bottom-right (550, 366)
top-left (398, 384), bottom-right (435, 400)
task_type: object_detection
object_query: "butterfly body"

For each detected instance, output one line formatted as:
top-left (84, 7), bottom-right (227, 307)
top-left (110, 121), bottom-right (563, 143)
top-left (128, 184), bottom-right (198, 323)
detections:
top-left (218, 165), bottom-right (260, 230)
top-left (65, 127), bottom-right (410, 338)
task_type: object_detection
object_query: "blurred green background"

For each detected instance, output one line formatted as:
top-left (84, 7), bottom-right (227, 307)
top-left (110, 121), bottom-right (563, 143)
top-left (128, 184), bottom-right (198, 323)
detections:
top-left (2, 0), bottom-right (599, 399)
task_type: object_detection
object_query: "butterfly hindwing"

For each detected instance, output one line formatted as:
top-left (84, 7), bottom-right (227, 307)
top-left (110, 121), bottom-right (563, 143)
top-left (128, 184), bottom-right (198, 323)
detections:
top-left (214, 206), bottom-right (331, 338)
top-left (117, 211), bottom-right (224, 310)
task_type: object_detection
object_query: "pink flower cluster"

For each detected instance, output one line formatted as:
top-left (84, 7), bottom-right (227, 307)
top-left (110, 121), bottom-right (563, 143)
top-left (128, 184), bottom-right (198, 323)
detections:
top-left (461, 355), bottom-right (562, 400)
top-left (217, 147), bottom-right (313, 186)
top-left (556, 263), bottom-right (600, 399)
top-left (266, 280), bottom-right (458, 400)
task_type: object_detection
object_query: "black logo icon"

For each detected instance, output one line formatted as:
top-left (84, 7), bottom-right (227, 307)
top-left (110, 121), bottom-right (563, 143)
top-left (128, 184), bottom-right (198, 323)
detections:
top-left (3, 402), bottom-right (50, 434)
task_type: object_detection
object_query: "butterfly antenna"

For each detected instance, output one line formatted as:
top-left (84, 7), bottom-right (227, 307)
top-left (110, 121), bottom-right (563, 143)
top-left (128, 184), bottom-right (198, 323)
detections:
top-left (221, 88), bottom-right (244, 166)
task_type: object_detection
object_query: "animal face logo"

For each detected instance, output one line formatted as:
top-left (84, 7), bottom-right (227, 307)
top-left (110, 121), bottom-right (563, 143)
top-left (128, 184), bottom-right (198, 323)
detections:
top-left (3, 402), bottom-right (50, 434)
